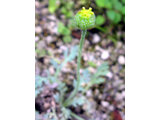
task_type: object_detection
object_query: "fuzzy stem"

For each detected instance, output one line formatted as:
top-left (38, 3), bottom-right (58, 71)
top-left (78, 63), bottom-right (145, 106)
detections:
top-left (63, 30), bottom-right (87, 107)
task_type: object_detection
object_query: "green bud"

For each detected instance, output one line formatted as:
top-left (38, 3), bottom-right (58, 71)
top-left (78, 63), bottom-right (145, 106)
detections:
top-left (74, 7), bottom-right (96, 30)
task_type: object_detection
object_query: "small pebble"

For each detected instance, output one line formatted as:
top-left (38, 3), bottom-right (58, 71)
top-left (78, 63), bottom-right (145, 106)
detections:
top-left (60, 45), bottom-right (67, 51)
top-left (93, 34), bottom-right (100, 43)
top-left (118, 55), bottom-right (125, 65)
top-left (46, 36), bottom-right (53, 44)
top-left (49, 21), bottom-right (56, 28)
top-left (101, 101), bottom-right (109, 108)
top-left (44, 58), bottom-right (50, 65)
top-left (88, 67), bottom-right (96, 73)
top-left (49, 66), bottom-right (55, 75)
top-left (35, 1), bottom-right (40, 8)
top-left (47, 15), bottom-right (56, 21)
top-left (41, 8), bottom-right (48, 15)
top-left (101, 39), bottom-right (107, 48)
top-left (115, 92), bottom-right (123, 101)
top-left (101, 50), bottom-right (109, 60)
top-left (113, 80), bottom-right (123, 87)
top-left (35, 36), bottom-right (39, 42)
top-left (106, 72), bottom-right (113, 79)
top-left (35, 26), bottom-right (42, 34)
top-left (52, 26), bottom-right (58, 34)
top-left (102, 114), bottom-right (107, 119)
top-left (86, 90), bottom-right (92, 97)
top-left (122, 91), bottom-right (125, 98)
top-left (37, 41), bottom-right (46, 49)
top-left (108, 105), bottom-right (114, 111)
top-left (83, 53), bottom-right (88, 61)
top-left (44, 103), bottom-right (50, 109)
top-left (117, 41), bottom-right (123, 48)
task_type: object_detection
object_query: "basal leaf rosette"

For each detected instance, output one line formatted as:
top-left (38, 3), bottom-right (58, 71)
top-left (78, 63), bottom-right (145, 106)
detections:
top-left (74, 7), bottom-right (95, 30)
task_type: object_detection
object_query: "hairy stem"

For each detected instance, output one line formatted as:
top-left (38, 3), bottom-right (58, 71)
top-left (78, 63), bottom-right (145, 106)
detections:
top-left (63, 30), bottom-right (87, 107)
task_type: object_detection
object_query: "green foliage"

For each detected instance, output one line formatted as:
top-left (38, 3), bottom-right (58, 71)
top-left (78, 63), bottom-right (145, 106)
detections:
top-left (60, 1), bottom-right (74, 18)
top-left (35, 48), bottom-right (47, 57)
top-left (63, 35), bottom-right (72, 43)
top-left (95, 0), bottom-right (125, 24)
top-left (96, 15), bottom-right (105, 26)
top-left (48, 0), bottom-right (59, 14)
top-left (107, 10), bottom-right (121, 24)
top-left (58, 22), bottom-right (72, 43)
top-left (61, 6), bottom-right (73, 18)
top-left (58, 22), bottom-right (71, 36)
top-left (95, 0), bottom-right (108, 8)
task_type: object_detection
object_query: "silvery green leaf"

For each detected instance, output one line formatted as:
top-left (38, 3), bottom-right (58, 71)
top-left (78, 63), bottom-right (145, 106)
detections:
top-left (63, 47), bottom-right (69, 58)
top-left (61, 107), bottom-right (71, 119)
top-left (94, 62), bottom-right (108, 77)
top-left (71, 96), bottom-right (86, 107)
top-left (58, 83), bottom-right (68, 92)
top-left (92, 77), bottom-right (105, 84)
top-left (73, 79), bottom-right (85, 92)
top-left (81, 69), bottom-right (91, 83)
top-left (53, 93), bottom-right (60, 103)
top-left (35, 75), bottom-right (48, 88)
top-left (49, 76), bottom-right (57, 83)
top-left (50, 59), bottom-right (59, 69)
top-left (67, 45), bottom-right (78, 61)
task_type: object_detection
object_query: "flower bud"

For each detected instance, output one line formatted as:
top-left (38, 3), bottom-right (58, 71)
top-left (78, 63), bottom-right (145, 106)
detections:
top-left (74, 7), bottom-right (95, 30)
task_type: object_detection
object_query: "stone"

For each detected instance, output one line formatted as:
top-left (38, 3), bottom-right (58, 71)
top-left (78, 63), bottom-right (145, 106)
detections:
top-left (88, 67), bottom-right (96, 73)
top-left (49, 66), bottom-right (55, 75)
top-left (93, 34), bottom-right (100, 43)
top-left (41, 8), bottom-right (48, 15)
top-left (106, 72), bottom-right (113, 79)
top-left (101, 50), bottom-right (110, 60)
top-left (101, 101), bottom-right (109, 108)
top-left (101, 39), bottom-right (107, 48)
top-left (52, 26), bottom-right (58, 35)
top-left (35, 1), bottom-right (40, 8)
top-left (115, 92), bottom-right (123, 101)
top-left (47, 15), bottom-right (56, 21)
top-left (86, 90), bottom-right (92, 97)
top-left (108, 105), bottom-right (114, 111)
top-left (35, 36), bottom-right (39, 42)
top-left (35, 26), bottom-right (42, 34)
top-left (45, 36), bottom-right (53, 44)
top-left (118, 55), bottom-right (125, 65)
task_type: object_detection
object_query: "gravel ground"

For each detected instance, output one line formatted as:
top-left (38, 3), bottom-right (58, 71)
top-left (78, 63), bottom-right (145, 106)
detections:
top-left (35, 0), bottom-right (125, 120)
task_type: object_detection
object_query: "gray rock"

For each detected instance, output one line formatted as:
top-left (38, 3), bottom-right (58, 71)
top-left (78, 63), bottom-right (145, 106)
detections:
top-left (101, 50), bottom-right (110, 60)
top-left (118, 55), bottom-right (125, 65)
top-left (35, 36), bottom-right (39, 42)
top-left (86, 90), bottom-right (92, 97)
top-left (35, 26), bottom-right (42, 34)
top-left (106, 72), bottom-right (113, 79)
top-left (108, 105), bottom-right (114, 111)
top-left (93, 34), bottom-right (101, 43)
top-left (49, 66), bottom-right (55, 75)
top-left (41, 8), bottom-right (48, 15)
top-left (47, 15), bottom-right (56, 21)
top-left (101, 101), bottom-right (109, 108)
top-left (45, 36), bottom-right (53, 44)
top-left (115, 92), bottom-right (124, 101)
top-left (52, 26), bottom-right (58, 35)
